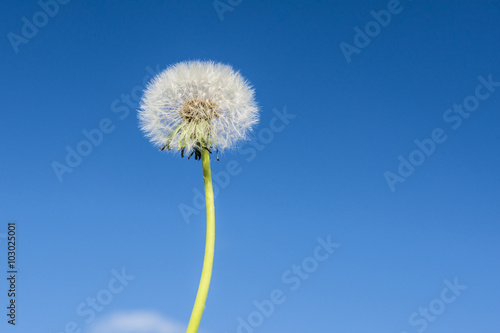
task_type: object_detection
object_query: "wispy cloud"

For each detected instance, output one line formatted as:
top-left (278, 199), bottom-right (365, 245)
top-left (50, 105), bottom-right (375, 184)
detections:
top-left (87, 311), bottom-right (185, 333)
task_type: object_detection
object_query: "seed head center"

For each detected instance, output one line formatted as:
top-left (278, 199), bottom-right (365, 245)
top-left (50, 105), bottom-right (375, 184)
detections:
top-left (180, 99), bottom-right (219, 123)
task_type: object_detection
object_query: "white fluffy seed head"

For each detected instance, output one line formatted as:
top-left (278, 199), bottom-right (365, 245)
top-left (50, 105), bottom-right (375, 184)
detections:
top-left (138, 60), bottom-right (259, 156)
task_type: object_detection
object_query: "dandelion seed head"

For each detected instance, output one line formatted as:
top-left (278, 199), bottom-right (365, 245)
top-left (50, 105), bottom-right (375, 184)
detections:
top-left (138, 60), bottom-right (259, 157)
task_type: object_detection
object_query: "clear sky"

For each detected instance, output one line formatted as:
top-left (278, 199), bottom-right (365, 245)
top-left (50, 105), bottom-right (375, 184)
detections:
top-left (1, 1), bottom-right (500, 332)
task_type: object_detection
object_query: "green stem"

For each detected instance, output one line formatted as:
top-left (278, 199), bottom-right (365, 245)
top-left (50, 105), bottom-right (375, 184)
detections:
top-left (186, 149), bottom-right (215, 333)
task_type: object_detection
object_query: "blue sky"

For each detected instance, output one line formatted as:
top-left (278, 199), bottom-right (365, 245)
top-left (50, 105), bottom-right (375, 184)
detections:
top-left (1, 1), bottom-right (500, 332)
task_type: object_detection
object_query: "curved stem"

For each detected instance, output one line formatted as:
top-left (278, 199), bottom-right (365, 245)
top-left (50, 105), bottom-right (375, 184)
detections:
top-left (186, 149), bottom-right (215, 333)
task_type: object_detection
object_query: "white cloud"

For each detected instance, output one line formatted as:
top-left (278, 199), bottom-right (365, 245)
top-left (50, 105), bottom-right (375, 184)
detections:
top-left (87, 311), bottom-right (185, 333)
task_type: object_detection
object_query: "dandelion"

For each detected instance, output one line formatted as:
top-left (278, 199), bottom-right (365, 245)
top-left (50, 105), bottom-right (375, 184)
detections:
top-left (138, 60), bottom-right (259, 332)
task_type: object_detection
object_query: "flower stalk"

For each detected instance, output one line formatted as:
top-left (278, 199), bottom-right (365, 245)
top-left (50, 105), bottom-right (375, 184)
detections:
top-left (186, 148), bottom-right (215, 333)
